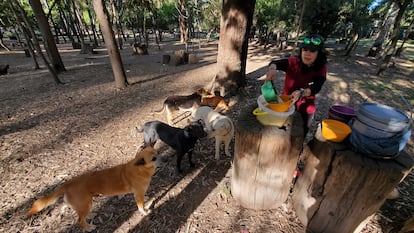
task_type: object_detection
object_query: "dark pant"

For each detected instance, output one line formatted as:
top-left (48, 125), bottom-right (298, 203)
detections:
top-left (300, 111), bottom-right (314, 136)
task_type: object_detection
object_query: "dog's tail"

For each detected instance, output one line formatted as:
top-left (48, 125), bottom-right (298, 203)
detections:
top-left (153, 103), bottom-right (165, 114)
top-left (27, 186), bottom-right (66, 216)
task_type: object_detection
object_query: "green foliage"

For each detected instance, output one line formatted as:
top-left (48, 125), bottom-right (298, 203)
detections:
top-left (199, 0), bottom-right (221, 30)
top-left (0, 2), bottom-right (14, 27)
top-left (157, 2), bottom-right (178, 31)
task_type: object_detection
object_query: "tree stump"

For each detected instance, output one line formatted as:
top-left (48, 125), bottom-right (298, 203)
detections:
top-left (132, 42), bottom-right (148, 55)
top-left (292, 125), bottom-right (414, 233)
top-left (170, 50), bottom-right (187, 66)
top-left (188, 53), bottom-right (198, 64)
top-left (80, 44), bottom-right (96, 54)
top-left (162, 54), bottom-right (171, 65)
top-left (231, 103), bottom-right (304, 209)
top-left (72, 42), bottom-right (81, 49)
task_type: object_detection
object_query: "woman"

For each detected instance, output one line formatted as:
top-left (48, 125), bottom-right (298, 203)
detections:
top-left (261, 34), bottom-right (328, 135)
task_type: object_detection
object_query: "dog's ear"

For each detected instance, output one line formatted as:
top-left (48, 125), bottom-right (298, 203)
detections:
top-left (197, 119), bottom-right (205, 127)
top-left (135, 158), bottom-right (145, 166)
top-left (147, 139), bottom-right (155, 148)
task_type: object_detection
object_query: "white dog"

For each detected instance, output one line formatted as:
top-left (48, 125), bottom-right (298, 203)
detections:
top-left (193, 106), bottom-right (234, 160)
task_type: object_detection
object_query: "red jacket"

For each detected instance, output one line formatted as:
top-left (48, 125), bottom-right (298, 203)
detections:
top-left (270, 57), bottom-right (327, 114)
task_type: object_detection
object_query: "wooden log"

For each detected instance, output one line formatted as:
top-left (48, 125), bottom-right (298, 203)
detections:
top-left (171, 49), bottom-right (186, 66)
top-left (80, 44), bottom-right (96, 54)
top-left (231, 103), bottom-right (304, 210)
top-left (188, 53), bottom-right (198, 64)
top-left (292, 125), bottom-right (414, 233)
top-left (162, 54), bottom-right (171, 65)
top-left (72, 42), bottom-right (81, 49)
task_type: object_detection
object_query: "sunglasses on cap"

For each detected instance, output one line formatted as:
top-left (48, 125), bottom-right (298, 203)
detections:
top-left (303, 37), bottom-right (322, 46)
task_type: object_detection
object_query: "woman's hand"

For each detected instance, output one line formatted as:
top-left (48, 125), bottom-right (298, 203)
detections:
top-left (291, 90), bottom-right (301, 103)
top-left (264, 64), bottom-right (277, 81)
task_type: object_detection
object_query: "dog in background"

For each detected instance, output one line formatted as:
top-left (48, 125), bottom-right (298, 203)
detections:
top-left (153, 88), bottom-right (231, 125)
top-left (136, 120), bottom-right (207, 173)
top-left (27, 144), bottom-right (158, 232)
top-left (197, 88), bottom-right (231, 112)
top-left (193, 106), bottom-right (234, 160)
top-left (153, 90), bottom-right (203, 125)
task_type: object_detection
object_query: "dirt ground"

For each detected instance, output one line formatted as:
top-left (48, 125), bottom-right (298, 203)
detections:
top-left (0, 37), bottom-right (413, 233)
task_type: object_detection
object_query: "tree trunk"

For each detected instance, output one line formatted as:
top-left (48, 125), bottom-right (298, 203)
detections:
top-left (73, 0), bottom-right (87, 51)
top-left (57, 5), bottom-right (72, 43)
top-left (292, 126), bottom-right (414, 233)
top-left (395, 15), bottom-right (413, 57)
top-left (212, 0), bottom-right (256, 97)
top-left (11, 0), bottom-right (62, 84)
top-left (29, 0), bottom-right (66, 73)
top-left (377, 0), bottom-right (410, 76)
top-left (178, 0), bottom-right (188, 44)
top-left (232, 103), bottom-right (304, 209)
top-left (294, 0), bottom-right (306, 51)
top-left (92, 0), bottom-right (128, 89)
top-left (86, 1), bottom-right (100, 47)
top-left (345, 32), bottom-right (359, 57)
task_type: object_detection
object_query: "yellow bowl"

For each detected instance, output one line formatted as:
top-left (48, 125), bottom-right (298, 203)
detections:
top-left (321, 119), bottom-right (352, 142)
top-left (252, 107), bottom-right (294, 127)
top-left (267, 95), bottom-right (291, 112)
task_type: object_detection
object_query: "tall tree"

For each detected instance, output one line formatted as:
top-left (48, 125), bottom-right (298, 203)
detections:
top-left (178, 0), bottom-right (189, 43)
top-left (211, 0), bottom-right (256, 97)
top-left (377, 0), bottom-right (412, 75)
top-left (29, 0), bottom-right (66, 73)
top-left (10, 0), bottom-right (62, 84)
top-left (92, 0), bottom-right (128, 89)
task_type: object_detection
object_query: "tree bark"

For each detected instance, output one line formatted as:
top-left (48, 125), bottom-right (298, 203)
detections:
top-left (232, 103), bottom-right (304, 209)
top-left (212, 0), bottom-right (256, 97)
top-left (178, 0), bottom-right (188, 44)
top-left (29, 0), bottom-right (66, 73)
top-left (92, 0), bottom-right (128, 89)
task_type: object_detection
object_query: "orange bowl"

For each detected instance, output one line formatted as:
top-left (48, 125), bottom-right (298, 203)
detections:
top-left (321, 119), bottom-right (352, 142)
top-left (267, 95), bottom-right (292, 112)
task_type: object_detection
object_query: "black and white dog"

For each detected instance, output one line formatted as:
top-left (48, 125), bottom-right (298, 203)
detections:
top-left (136, 120), bottom-right (207, 173)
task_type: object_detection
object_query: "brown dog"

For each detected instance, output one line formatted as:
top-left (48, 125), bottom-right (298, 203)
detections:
top-left (197, 88), bottom-right (231, 112)
top-left (27, 144), bottom-right (158, 232)
top-left (201, 94), bottom-right (231, 112)
top-left (154, 91), bottom-right (202, 125)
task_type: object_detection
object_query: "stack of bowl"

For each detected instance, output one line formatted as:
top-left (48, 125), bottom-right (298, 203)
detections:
top-left (353, 103), bottom-right (410, 138)
top-left (349, 102), bottom-right (412, 158)
top-left (253, 95), bottom-right (295, 127)
top-left (328, 105), bottom-right (356, 123)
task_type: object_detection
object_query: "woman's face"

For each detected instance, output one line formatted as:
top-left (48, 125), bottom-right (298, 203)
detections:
top-left (301, 48), bottom-right (318, 66)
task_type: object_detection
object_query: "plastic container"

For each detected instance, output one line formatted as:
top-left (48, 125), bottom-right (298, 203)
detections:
top-left (328, 105), bottom-right (356, 123)
top-left (321, 119), bottom-right (352, 142)
top-left (357, 103), bottom-right (410, 133)
top-left (253, 95), bottom-right (295, 127)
